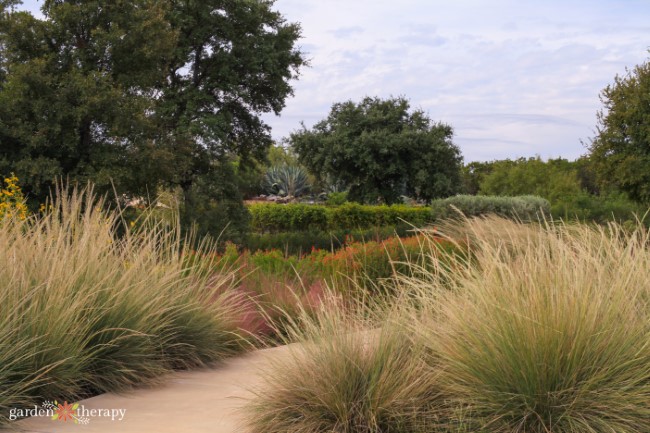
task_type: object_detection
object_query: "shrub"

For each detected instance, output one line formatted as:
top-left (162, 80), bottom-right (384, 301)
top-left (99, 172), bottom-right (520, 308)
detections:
top-left (248, 203), bottom-right (433, 233)
top-left (551, 191), bottom-right (645, 224)
top-left (0, 185), bottom-right (246, 425)
top-left (430, 194), bottom-right (550, 221)
top-left (328, 203), bottom-right (432, 229)
top-left (243, 225), bottom-right (416, 255)
top-left (248, 203), bottom-right (329, 233)
top-left (325, 191), bottom-right (348, 206)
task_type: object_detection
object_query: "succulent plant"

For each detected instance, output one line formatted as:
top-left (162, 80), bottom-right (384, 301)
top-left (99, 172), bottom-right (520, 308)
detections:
top-left (264, 165), bottom-right (311, 197)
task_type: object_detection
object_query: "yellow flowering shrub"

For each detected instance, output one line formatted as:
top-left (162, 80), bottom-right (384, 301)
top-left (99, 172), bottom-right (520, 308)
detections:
top-left (0, 174), bottom-right (28, 220)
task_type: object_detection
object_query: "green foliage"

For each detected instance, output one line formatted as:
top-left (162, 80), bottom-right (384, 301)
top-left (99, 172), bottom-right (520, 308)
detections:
top-left (249, 203), bottom-right (329, 232)
top-left (328, 203), bottom-right (431, 229)
top-left (267, 144), bottom-right (299, 167)
top-left (0, 0), bottom-right (175, 200)
top-left (243, 225), bottom-right (415, 255)
top-left (290, 96), bottom-right (463, 204)
top-left (248, 203), bottom-right (433, 233)
top-left (263, 165), bottom-right (311, 197)
top-left (589, 56), bottom-right (650, 203)
top-left (234, 157), bottom-right (266, 199)
top-left (573, 155), bottom-right (601, 195)
top-left (0, 1), bottom-right (306, 204)
top-left (461, 156), bottom-right (645, 224)
top-left (431, 195), bottom-right (550, 221)
top-left (478, 157), bottom-right (582, 203)
top-left (234, 145), bottom-right (305, 199)
top-left (461, 161), bottom-right (495, 195)
top-left (325, 191), bottom-right (348, 206)
top-left (551, 190), bottom-right (645, 224)
top-left (180, 162), bottom-right (250, 244)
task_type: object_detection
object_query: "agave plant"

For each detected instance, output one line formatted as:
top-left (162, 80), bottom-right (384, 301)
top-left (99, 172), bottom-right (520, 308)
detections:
top-left (264, 165), bottom-right (311, 197)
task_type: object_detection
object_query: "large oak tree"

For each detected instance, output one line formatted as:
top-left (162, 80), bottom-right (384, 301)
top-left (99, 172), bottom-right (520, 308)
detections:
top-left (0, 0), bottom-right (306, 212)
top-left (290, 96), bottom-right (463, 204)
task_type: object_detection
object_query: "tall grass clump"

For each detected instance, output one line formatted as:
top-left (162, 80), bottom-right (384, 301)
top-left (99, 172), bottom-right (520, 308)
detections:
top-left (412, 216), bottom-right (650, 432)
top-left (248, 215), bottom-right (650, 432)
top-left (247, 294), bottom-right (446, 433)
top-left (0, 185), bottom-right (246, 425)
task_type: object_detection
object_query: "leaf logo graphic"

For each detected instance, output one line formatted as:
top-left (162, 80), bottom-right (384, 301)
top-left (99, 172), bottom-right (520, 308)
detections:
top-left (52, 401), bottom-right (79, 422)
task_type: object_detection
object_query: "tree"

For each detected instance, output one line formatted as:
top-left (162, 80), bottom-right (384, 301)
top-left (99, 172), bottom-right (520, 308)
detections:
top-left (461, 160), bottom-right (495, 195)
top-left (157, 0), bottom-right (306, 194)
top-left (477, 157), bottom-right (582, 203)
top-left (0, 0), bottom-right (306, 215)
top-left (0, 0), bottom-right (176, 202)
top-left (289, 96), bottom-right (463, 204)
top-left (588, 57), bottom-right (650, 203)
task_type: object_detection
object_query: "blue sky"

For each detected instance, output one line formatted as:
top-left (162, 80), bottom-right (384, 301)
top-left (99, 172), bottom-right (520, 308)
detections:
top-left (17, 0), bottom-right (650, 162)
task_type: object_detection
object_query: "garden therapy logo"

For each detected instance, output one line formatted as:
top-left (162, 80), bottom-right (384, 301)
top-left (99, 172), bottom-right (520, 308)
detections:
top-left (8, 401), bottom-right (126, 424)
top-left (45, 400), bottom-right (89, 424)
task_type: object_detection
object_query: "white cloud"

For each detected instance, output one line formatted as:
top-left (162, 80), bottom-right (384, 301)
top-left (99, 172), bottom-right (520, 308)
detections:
top-left (16, 0), bottom-right (650, 161)
top-left (264, 0), bottom-right (650, 161)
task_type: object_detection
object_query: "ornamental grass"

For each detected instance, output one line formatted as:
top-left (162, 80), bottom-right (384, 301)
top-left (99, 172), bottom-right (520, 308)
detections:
top-left (0, 185), bottom-right (246, 425)
top-left (249, 215), bottom-right (650, 432)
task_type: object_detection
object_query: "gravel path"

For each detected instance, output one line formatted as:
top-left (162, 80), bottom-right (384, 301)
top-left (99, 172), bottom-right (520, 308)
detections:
top-left (14, 345), bottom-right (288, 433)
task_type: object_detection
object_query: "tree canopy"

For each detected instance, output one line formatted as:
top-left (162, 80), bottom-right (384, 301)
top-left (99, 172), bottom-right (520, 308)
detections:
top-left (588, 57), bottom-right (650, 203)
top-left (289, 96), bottom-right (463, 204)
top-left (0, 0), bottom-right (306, 206)
top-left (477, 157), bottom-right (582, 203)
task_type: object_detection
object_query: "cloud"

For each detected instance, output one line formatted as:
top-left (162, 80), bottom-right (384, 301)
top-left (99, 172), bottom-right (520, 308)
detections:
top-left (330, 26), bottom-right (364, 39)
top-left (17, 0), bottom-right (650, 162)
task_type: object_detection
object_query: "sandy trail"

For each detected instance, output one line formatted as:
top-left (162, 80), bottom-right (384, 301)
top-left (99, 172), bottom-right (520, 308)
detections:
top-left (13, 345), bottom-right (289, 433)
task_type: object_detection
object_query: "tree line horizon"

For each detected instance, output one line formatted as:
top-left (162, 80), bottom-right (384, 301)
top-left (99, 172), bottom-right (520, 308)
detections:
top-left (1, 1), bottom-right (649, 238)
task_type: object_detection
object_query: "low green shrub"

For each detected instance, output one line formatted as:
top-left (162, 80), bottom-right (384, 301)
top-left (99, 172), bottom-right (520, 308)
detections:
top-left (248, 203), bottom-right (329, 232)
top-left (248, 202), bottom-right (433, 233)
top-left (325, 191), bottom-right (348, 206)
top-left (243, 225), bottom-right (416, 255)
top-left (551, 191), bottom-right (646, 224)
top-left (431, 194), bottom-right (550, 221)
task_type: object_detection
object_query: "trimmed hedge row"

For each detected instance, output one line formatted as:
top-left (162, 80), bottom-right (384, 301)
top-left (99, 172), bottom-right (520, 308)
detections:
top-left (248, 203), bottom-right (433, 233)
top-left (243, 225), bottom-right (416, 255)
top-left (431, 195), bottom-right (551, 221)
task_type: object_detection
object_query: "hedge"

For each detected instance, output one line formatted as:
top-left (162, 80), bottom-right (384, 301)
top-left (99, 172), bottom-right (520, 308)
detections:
top-left (243, 225), bottom-right (416, 255)
top-left (430, 195), bottom-right (550, 221)
top-left (248, 203), bottom-right (433, 233)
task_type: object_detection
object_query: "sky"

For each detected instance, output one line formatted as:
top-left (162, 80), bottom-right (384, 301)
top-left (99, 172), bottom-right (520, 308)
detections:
top-left (17, 0), bottom-right (650, 162)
